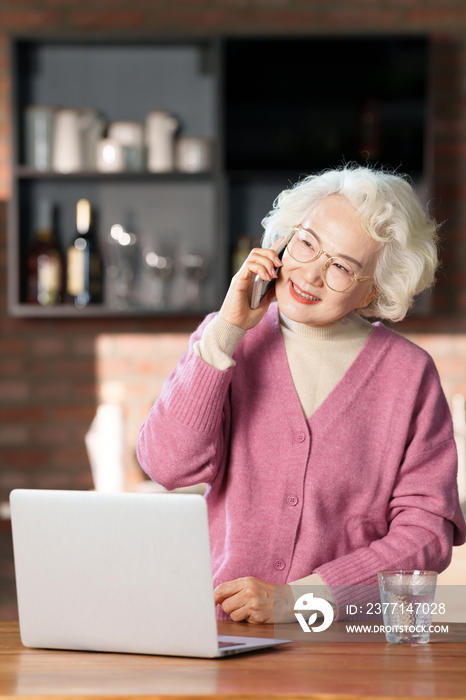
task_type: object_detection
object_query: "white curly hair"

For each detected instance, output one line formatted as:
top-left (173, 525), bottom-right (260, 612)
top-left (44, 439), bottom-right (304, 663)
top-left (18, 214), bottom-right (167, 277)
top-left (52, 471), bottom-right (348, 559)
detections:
top-left (261, 165), bottom-right (440, 323)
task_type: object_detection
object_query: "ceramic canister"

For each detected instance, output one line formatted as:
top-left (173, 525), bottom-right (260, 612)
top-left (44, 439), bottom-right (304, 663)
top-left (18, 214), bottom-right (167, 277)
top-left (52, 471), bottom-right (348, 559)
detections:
top-left (145, 110), bottom-right (179, 172)
top-left (175, 136), bottom-right (212, 173)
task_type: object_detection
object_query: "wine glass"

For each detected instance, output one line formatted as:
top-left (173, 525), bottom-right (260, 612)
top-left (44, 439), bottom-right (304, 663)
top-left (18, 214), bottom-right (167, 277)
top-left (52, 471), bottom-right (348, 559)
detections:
top-left (144, 248), bottom-right (173, 309)
top-left (177, 251), bottom-right (208, 309)
top-left (107, 223), bottom-right (139, 310)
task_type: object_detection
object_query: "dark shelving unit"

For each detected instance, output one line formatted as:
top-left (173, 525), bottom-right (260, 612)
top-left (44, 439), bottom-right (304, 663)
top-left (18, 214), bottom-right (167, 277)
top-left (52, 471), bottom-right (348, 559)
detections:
top-left (9, 36), bottom-right (225, 317)
top-left (8, 34), bottom-right (430, 317)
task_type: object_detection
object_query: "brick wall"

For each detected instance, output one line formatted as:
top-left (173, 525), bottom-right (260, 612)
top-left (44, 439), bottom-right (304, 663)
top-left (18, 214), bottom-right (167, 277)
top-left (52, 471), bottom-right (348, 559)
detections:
top-left (2, 0), bottom-right (466, 618)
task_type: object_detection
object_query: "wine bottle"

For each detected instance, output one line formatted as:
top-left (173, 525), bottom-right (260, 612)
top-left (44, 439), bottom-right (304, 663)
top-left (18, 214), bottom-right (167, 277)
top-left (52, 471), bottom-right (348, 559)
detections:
top-left (67, 199), bottom-right (102, 307)
top-left (26, 199), bottom-right (63, 305)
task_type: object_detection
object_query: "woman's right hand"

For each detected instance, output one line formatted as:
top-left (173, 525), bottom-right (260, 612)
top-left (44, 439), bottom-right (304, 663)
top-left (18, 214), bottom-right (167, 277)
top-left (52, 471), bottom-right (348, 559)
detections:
top-left (219, 239), bottom-right (284, 331)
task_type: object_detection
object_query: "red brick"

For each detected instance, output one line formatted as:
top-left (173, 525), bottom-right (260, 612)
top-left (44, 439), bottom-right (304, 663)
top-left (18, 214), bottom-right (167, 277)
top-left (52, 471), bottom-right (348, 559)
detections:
top-left (138, 317), bottom-right (199, 334)
top-left (0, 0), bottom-right (43, 4)
top-left (73, 337), bottom-right (96, 356)
top-left (53, 360), bottom-right (95, 377)
top-left (436, 185), bottom-right (466, 200)
top-left (450, 271), bottom-right (466, 286)
top-left (0, 560), bottom-right (15, 577)
top-left (73, 382), bottom-right (97, 400)
top-left (0, 338), bottom-right (25, 354)
top-left (54, 446), bottom-right (88, 470)
top-left (321, 9), bottom-right (399, 26)
top-left (51, 405), bottom-right (96, 423)
top-left (33, 382), bottom-right (69, 401)
top-left (0, 425), bottom-right (28, 445)
top-left (432, 75), bottom-right (462, 93)
top-left (434, 119), bottom-right (466, 137)
top-left (0, 76), bottom-right (11, 94)
top-left (252, 0), bottom-right (292, 6)
top-left (71, 423), bottom-right (91, 443)
top-left (34, 472), bottom-right (77, 489)
top-left (0, 381), bottom-right (28, 401)
top-left (0, 469), bottom-right (29, 491)
top-left (0, 604), bottom-right (17, 622)
top-left (406, 9), bottom-right (466, 25)
top-left (0, 359), bottom-right (23, 376)
top-left (75, 471), bottom-right (94, 490)
top-left (0, 407), bottom-right (45, 422)
top-left (142, 8), bottom-right (235, 28)
top-left (0, 10), bottom-right (61, 27)
top-left (0, 448), bottom-right (49, 468)
top-left (380, 0), bottom-right (420, 4)
top-left (0, 180), bottom-right (10, 202)
top-left (54, 318), bottom-right (134, 333)
top-left (70, 10), bottom-right (144, 27)
top-left (432, 51), bottom-right (466, 70)
top-left (32, 337), bottom-right (67, 355)
top-left (31, 425), bottom-right (69, 445)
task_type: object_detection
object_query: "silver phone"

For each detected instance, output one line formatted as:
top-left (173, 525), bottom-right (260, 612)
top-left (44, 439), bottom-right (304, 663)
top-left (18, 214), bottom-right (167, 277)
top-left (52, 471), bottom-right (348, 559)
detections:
top-left (250, 232), bottom-right (293, 309)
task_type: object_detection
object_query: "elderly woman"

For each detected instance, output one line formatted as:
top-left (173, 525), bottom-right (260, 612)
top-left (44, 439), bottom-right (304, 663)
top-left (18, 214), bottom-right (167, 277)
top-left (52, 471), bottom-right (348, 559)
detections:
top-left (137, 165), bottom-right (466, 624)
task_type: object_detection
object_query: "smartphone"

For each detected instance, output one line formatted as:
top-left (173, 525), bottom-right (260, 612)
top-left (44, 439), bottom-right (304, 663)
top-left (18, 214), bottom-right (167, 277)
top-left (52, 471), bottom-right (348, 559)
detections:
top-left (250, 232), bottom-right (293, 309)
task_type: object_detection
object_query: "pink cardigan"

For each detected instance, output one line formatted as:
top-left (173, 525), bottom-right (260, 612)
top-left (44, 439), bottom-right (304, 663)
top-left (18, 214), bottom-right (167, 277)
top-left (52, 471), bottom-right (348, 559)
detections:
top-left (137, 304), bottom-right (466, 619)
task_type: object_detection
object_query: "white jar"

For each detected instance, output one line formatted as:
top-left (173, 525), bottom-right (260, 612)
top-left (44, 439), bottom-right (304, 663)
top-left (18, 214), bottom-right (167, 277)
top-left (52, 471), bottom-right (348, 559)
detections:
top-left (145, 110), bottom-right (179, 173)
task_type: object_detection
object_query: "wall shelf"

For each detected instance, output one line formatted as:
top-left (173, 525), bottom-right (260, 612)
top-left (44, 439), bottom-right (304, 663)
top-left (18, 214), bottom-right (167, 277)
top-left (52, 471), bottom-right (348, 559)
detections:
top-left (15, 167), bottom-right (215, 181)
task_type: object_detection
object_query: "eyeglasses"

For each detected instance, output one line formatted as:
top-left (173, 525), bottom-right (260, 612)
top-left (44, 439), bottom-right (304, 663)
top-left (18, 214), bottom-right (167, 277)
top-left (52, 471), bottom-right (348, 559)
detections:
top-left (287, 225), bottom-right (373, 293)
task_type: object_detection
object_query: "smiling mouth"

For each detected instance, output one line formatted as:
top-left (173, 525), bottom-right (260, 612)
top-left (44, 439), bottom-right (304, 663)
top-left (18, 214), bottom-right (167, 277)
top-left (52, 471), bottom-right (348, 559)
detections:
top-left (291, 281), bottom-right (321, 301)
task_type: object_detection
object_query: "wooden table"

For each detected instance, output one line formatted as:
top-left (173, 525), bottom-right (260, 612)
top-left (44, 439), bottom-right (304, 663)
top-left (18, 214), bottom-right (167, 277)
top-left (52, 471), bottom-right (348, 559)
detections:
top-left (1, 620), bottom-right (466, 699)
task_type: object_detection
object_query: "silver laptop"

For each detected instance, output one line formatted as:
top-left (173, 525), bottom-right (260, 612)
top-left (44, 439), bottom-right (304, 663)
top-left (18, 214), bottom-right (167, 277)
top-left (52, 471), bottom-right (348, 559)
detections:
top-left (10, 489), bottom-right (291, 658)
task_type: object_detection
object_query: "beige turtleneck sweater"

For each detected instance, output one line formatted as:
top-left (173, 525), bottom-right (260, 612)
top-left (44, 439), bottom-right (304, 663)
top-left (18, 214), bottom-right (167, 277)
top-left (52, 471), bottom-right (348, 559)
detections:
top-left (193, 309), bottom-right (374, 611)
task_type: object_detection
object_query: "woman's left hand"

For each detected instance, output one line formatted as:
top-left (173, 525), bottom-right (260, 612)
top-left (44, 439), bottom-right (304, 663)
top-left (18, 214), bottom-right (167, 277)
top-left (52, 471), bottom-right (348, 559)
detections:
top-left (214, 576), bottom-right (296, 624)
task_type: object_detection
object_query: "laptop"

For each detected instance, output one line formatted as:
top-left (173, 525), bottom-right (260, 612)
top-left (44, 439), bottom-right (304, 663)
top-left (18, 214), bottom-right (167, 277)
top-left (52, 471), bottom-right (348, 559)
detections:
top-left (10, 489), bottom-right (291, 658)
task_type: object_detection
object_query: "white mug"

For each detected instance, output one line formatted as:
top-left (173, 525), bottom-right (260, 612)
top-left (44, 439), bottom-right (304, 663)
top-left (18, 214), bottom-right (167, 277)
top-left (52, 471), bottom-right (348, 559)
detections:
top-left (108, 121), bottom-right (145, 171)
top-left (175, 136), bottom-right (212, 173)
top-left (96, 138), bottom-right (124, 173)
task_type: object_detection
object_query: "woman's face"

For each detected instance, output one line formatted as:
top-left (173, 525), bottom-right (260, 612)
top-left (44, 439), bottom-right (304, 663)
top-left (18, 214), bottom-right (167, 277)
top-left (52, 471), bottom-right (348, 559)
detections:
top-left (274, 195), bottom-right (380, 328)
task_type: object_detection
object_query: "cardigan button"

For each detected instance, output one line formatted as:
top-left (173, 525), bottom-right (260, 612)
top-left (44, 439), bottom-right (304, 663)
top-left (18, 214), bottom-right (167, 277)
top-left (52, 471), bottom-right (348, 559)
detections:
top-left (296, 432), bottom-right (306, 442)
top-left (287, 495), bottom-right (298, 506)
top-left (274, 559), bottom-right (285, 571)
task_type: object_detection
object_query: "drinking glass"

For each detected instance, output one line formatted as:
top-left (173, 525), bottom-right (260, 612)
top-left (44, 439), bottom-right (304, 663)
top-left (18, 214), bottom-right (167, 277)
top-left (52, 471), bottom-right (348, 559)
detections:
top-left (377, 570), bottom-right (438, 644)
